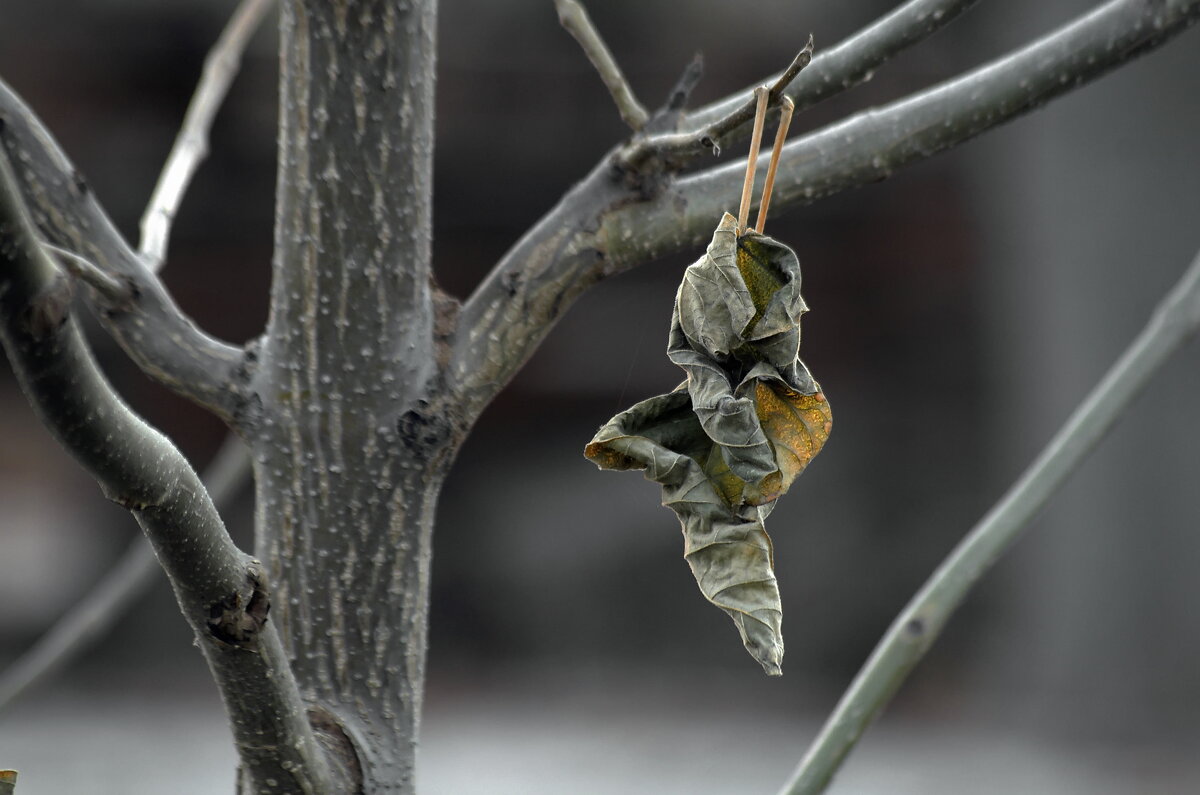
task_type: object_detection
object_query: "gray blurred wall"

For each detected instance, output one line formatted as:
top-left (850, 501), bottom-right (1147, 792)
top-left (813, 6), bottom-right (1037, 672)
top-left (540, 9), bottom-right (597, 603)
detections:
top-left (969, 0), bottom-right (1200, 737)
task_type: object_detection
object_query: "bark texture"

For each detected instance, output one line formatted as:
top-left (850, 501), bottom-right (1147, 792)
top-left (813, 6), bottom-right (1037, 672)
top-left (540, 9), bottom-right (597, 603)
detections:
top-left (248, 0), bottom-right (448, 788)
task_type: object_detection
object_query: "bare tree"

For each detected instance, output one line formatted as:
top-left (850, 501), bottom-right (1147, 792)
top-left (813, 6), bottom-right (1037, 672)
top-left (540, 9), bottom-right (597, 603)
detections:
top-left (2, 0), bottom-right (1199, 793)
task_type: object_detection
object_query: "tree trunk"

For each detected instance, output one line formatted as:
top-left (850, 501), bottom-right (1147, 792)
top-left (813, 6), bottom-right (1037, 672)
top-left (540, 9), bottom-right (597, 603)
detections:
top-left (248, 0), bottom-right (447, 788)
top-left (252, 449), bottom-right (452, 787)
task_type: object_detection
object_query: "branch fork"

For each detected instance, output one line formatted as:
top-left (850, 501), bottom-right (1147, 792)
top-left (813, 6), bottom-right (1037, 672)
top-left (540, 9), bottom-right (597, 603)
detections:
top-left (40, 241), bottom-right (131, 304)
top-left (554, 0), bottom-right (812, 180)
top-left (619, 34), bottom-right (814, 173)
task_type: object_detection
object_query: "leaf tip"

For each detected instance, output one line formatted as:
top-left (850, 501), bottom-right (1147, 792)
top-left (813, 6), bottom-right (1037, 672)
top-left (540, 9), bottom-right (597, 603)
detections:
top-left (753, 638), bottom-right (784, 676)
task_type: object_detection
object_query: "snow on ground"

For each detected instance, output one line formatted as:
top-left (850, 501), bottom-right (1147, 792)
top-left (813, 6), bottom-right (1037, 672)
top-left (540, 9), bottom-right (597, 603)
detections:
top-left (2, 679), bottom-right (1196, 794)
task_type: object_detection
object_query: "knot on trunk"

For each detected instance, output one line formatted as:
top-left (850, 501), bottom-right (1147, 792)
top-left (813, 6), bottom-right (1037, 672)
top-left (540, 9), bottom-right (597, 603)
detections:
top-left (396, 401), bottom-right (453, 453)
top-left (207, 563), bottom-right (270, 648)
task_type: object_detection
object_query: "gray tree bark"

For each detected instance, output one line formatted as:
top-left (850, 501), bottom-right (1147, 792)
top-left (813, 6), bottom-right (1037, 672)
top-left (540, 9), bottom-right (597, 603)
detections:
top-left (2, 0), bottom-right (1200, 793)
top-left (248, 0), bottom-right (450, 786)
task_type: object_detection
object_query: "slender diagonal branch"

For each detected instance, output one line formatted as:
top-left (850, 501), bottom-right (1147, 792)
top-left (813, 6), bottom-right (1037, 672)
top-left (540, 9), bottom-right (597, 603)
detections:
top-left (450, 0), bottom-right (1200, 421)
top-left (555, 0), bottom-right (648, 131)
top-left (778, 244), bottom-right (1200, 795)
top-left (623, 0), bottom-right (980, 169)
top-left (691, 0), bottom-right (982, 130)
top-left (140, 0), bottom-right (274, 271)
top-left (657, 53), bottom-right (705, 120)
top-left (0, 147), bottom-right (337, 793)
top-left (0, 433), bottom-right (252, 713)
top-left (0, 80), bottom-right (246, 422)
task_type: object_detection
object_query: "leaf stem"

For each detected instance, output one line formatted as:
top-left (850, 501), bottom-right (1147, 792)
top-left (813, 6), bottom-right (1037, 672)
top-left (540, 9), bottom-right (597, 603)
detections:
top-left (738, 87), bottom-right (770, 233)
top-left (755, 97), bottom-right (795, 235)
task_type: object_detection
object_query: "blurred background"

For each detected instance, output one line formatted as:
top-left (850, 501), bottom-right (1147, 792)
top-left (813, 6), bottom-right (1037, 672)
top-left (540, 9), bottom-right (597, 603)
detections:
top-left (2, 1), bottom-right (1200, 792)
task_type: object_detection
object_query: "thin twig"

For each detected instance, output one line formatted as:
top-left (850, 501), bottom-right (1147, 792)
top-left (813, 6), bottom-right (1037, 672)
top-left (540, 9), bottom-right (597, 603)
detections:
top-left (660, 53), bottom-right (705, 116)
top-left (701, 33), bottom-right (811, 154)
top-left (555, 0), bottom-right (648, 131)
top-left (769, 42), bottom-right (819, 97)
top-left (620, 35), bottom-right (812, 169)
top-left (139, 0), bottom-right (274, 271)
top-left (0, 433), bottom-right (252, 713)
top-left (690, 0), bottom-right (981, 130)
top-left (40, 241), bottom-right (127, 302)
top-left (625, 0), bottom-right (982, 170)
top-left (640, 0), bottom-right (980, 168)
top-left (755, 96), bottom-right (794, 235)
top-left (777, 244), bottom-right (1200, 795)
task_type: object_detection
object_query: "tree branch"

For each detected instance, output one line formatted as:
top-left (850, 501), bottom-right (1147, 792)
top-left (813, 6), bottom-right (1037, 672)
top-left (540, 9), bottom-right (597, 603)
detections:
top-left (0, 80), bottom-right (247, 423)
top-left (777, 242), bottom-right (1200, 795)
top-left (451, 0), bottom-right (1200, 419)
top-left (623, 0), bottom-right (980, 169)
top-left (607, 0), bottom-right (1200, 264)
top-left (0, 148), bottom-right (337, 793)
top-left (555, 0), bottom-right (649, 131)
top-left (0, 433), bottom-right (252, 713)
top-left (40, 242), bottom-right (126, 302)
top-left (140, 0), bottom-right (274, 271)
top-left (448, 156), bottom-right (621, 418)
top-left (690, 0), bottom-right (982, 130)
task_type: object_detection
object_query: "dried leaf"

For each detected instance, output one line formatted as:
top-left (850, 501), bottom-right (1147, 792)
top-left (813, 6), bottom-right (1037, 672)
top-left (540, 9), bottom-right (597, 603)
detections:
top-left (585, 212), bottom-right (831, 675)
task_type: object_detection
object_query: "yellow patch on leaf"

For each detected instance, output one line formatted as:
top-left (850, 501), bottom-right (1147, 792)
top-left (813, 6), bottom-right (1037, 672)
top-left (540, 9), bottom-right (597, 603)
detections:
top-left (736, 236), bottom-right (786, 327)
top-left (755, 382), bottom-right (832, 497)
